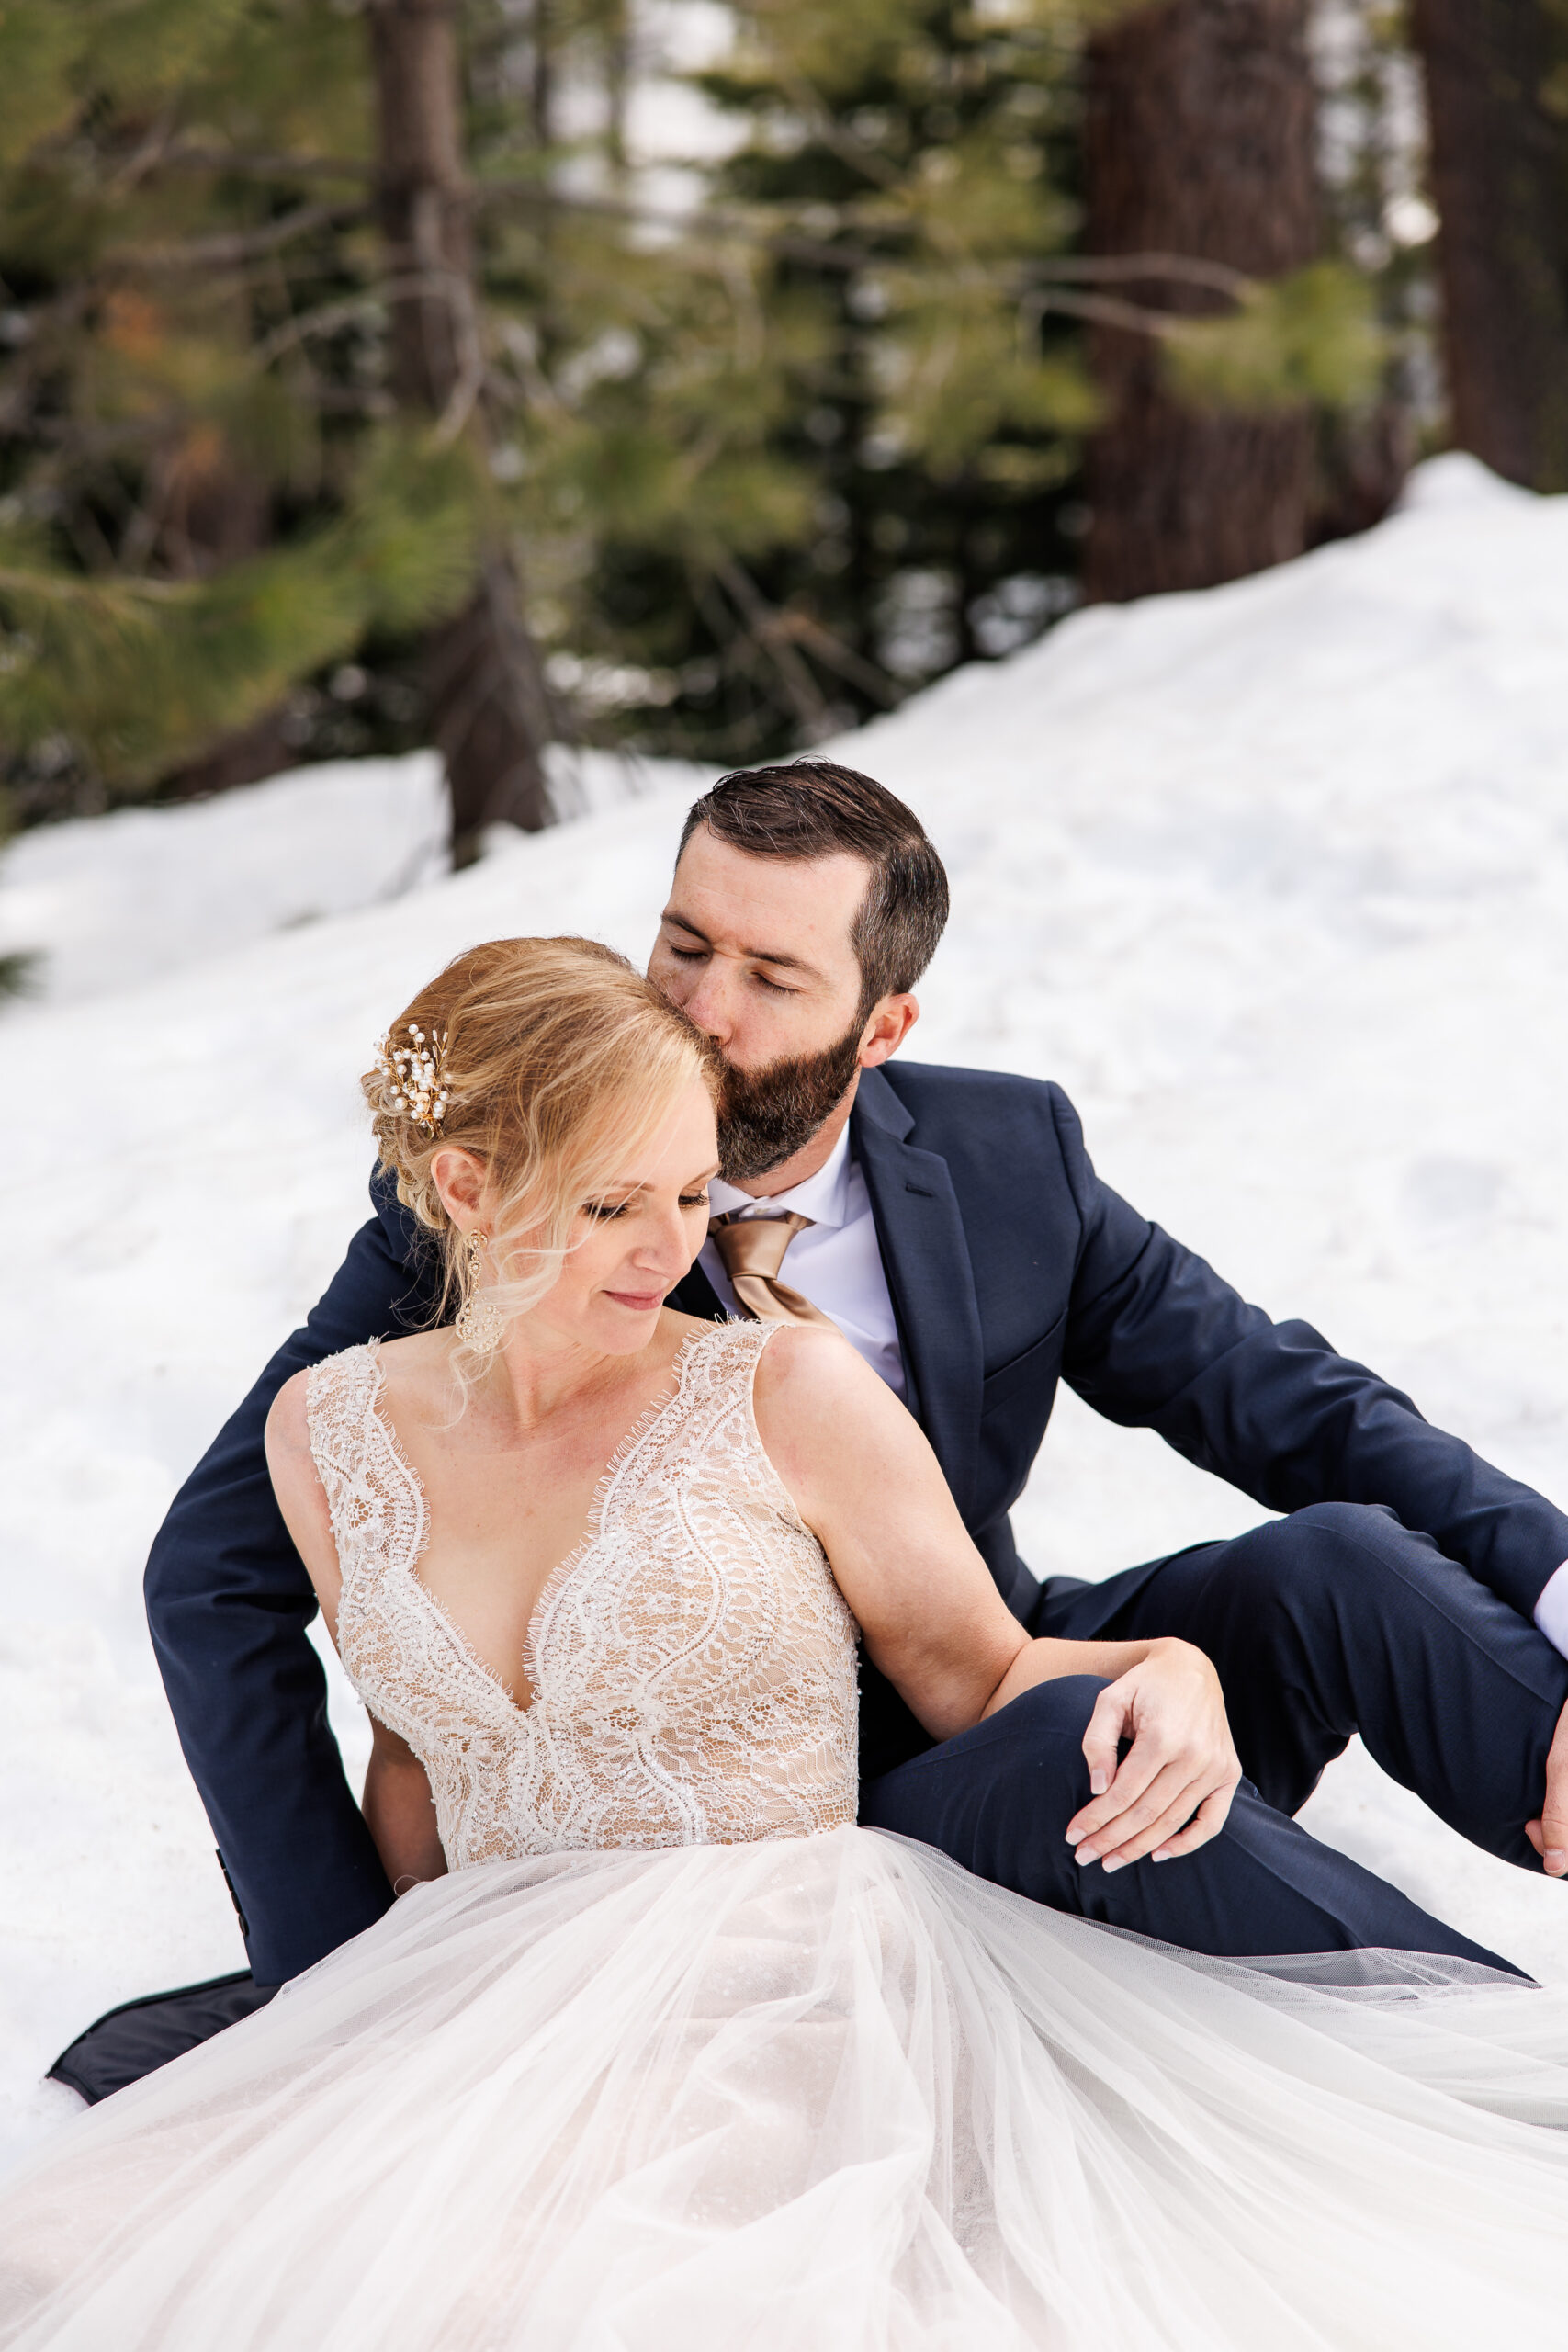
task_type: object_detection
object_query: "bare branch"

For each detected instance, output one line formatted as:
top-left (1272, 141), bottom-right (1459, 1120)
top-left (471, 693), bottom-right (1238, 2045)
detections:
top-left (465, 177), bottom-right (1256, 316)
top-left (136, 142), bottom-right (378, 186)
top-left (1025, 251), bottom-right (1251, 299)
top-left (244, 272), bottom-right (461, 369)
top-left (1030, 288), bottom-right (1210, 336)
top-left (713, 555), bottom-right (836, 741)
top-left (112, 202), bottom-right (371, 275)
top-left (773, 610), bottom-right (903, 707)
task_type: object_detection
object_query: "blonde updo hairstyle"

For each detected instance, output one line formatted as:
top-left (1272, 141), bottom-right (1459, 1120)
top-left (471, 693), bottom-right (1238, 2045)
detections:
top-left (364, 936), bottom-right (721, 1362)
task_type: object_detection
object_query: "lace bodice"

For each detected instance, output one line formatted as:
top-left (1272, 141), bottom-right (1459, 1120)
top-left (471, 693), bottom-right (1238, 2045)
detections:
top-left (306, 1322), bottom-right (860, 1867)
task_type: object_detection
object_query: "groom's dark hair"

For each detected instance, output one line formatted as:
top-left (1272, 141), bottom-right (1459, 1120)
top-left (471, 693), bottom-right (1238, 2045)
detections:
top-left (678, 761), bottom-right (950, 1010)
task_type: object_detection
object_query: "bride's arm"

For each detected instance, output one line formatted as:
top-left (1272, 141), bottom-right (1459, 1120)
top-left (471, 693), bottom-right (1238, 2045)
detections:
top-left (265, 1373), bottom-right (447, 1893)
top-left (360, 1718), bottom-right (446, 1893)
top-left (753, 1328), bottom-right (1242, 1871)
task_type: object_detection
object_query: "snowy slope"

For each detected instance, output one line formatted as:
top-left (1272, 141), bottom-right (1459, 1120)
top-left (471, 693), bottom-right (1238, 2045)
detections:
top-left (3, 453), bottom-right (1567, 2164)
top-left (0, 746), bottom-right (710, 1008)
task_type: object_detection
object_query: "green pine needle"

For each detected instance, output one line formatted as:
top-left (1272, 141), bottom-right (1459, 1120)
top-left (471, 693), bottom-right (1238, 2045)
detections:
top-left (1163, 263), bottom-right (1390, 416)
top-left (0, 432), bottom-right (482, 789)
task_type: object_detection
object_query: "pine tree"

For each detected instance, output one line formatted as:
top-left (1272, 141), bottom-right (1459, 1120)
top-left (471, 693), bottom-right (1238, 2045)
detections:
top-left (533, 0), bottom-right (1104, 762)
top-left (0, 0), bottom-right (500, 828)
top-left (1411, 0), bottom-right (1568, 491)
top-left (1079, 0), bottom-right (1325, 598)
top-left (367, 0), bottom-right (556, 856)
top-left (524, 0), bottom-right (1391, 747)
top-left (455, 0), bottom-right (831, 771)
top-left (0, 433), bottom-right (480, 792)
top-left (0, 0), bottom-right (1420, 821)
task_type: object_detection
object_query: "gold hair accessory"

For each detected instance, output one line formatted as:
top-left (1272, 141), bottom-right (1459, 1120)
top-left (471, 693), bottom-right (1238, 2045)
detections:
top-left (374, 1023), bottom-right (450, 1137)
top-left (455, 1227), bottom-right (505, 1353)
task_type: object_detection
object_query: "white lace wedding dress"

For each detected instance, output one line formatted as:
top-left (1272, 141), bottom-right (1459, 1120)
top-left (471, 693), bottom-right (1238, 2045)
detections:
top-left (4, 1321), bottom-right (1568, 2351)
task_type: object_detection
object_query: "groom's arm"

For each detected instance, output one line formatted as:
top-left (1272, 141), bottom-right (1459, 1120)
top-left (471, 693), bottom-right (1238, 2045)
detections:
top-left (1050, 1089), bottom-right (1568, 1627)
top-left (143, 1174), bottom-right (441, 1987)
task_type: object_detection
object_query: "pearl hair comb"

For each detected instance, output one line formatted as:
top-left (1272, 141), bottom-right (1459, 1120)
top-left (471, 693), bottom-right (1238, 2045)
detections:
top-left (373, 1023), bottom-right (451, 1137)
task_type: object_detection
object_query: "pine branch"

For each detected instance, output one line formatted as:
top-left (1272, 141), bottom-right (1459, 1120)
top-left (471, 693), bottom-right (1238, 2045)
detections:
top-left (0, 435), bottom-right (484, 791)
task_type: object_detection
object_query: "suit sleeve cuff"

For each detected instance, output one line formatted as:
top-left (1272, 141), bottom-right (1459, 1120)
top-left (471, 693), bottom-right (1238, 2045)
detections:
top-left (1533, 1560), bottom-right (1568, 1658)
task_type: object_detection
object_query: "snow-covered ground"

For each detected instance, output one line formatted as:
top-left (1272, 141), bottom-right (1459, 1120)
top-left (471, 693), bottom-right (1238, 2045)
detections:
top-left (0, 746), bottom-right (706, 1008)
top-left (3, 452), bottom-right (1566, 2165)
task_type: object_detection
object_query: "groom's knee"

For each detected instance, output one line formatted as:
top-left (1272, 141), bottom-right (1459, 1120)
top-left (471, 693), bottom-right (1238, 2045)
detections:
top-left (861, 1676), bottom-right (1111, 1907)
top-left (973, 1673), bottom-right (1109, 1813)
top-left (1216, 1501), bottom-right (1429, 1641)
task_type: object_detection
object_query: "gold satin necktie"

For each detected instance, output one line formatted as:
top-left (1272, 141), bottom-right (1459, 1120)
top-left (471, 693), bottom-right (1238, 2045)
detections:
top-left (707, 1210), bottom-right (839, 1330)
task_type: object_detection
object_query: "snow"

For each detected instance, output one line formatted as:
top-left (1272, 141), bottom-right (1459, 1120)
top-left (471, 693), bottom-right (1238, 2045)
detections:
top-left (0, 747), bottom-right (707, 1010)
top-left (3, 450), bottom-right (1566, 2163)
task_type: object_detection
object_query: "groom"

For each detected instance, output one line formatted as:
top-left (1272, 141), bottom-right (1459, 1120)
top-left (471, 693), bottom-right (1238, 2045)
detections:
top-left (59, 760), bottom-right (1568, 2098)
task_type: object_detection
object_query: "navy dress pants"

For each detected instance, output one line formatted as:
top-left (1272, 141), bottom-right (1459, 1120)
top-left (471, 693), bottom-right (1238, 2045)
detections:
top-left (862, 1502), bottom-right (1564, 1975)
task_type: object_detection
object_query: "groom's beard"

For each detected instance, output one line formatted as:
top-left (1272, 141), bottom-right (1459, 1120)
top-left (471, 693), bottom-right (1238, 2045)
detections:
top-left (716, 1018), bottom-right (866, 1183)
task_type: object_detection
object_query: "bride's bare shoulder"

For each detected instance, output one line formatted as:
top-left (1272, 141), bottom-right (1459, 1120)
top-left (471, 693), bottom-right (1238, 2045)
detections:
top-left (750, 1325), bottom-right (931, 1530)
top-left (265, 1329), bottom-right (446, 1474)
top-left (263, 1363), bottom-right (344, 1588)
top-left (265, 1369), bottom-right (311, 1475)
top-left (371, 1329), bottom-right (455, 1403)
top-left (752, 1323), bottom-right (896, 1437)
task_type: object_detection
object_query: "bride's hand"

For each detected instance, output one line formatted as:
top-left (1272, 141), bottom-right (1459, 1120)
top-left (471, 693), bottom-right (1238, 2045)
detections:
top-left (1525, 1694), bottom-right (1568, 1876)
top-left (1065, 1641), bottom-right (1242, 1872)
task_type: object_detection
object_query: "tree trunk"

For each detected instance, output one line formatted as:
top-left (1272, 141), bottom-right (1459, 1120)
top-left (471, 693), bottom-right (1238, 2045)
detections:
top-left (1081, 0), bottom-right (1322, 603)
top-left (1411, 0), bottom-right (1568, 492)
top-left (367, 0), bottom-right (556, 857)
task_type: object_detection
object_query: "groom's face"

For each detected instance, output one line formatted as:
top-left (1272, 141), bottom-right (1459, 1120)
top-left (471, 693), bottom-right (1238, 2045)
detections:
top-left (650, 825), bottom-right (914, 1182)
top-left (650, 826), bottom-right (870, 1070)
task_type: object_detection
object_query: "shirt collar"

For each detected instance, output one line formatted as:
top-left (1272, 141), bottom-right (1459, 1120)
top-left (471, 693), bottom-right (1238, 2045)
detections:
top-left (708, 1122), bottom-right (852, 1231)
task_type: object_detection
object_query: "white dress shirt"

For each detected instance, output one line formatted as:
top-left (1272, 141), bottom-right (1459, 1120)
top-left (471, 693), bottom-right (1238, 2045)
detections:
top-left (700, 1125), bottom-right (907, 1398)
top-left (1535, 1563), bottom-right (1568, 1659)
top-left (703, 1132), bottom-right (1568, 1660)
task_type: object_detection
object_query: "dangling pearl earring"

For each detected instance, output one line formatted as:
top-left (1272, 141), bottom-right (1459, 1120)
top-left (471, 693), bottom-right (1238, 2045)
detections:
top-left (455, 1227), bottom-right (505, 1353)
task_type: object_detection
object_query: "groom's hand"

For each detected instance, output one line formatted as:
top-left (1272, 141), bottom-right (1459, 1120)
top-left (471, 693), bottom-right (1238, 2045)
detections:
top-left (1066, 1640), bottom-right (1242, 1872)
top-left (1525, 1695), bottom-right (1568, 1876)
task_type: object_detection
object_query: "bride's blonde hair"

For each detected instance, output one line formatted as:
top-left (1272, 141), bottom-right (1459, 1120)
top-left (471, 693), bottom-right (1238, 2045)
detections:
top-left (364, 936), bottom-right (720, 1355)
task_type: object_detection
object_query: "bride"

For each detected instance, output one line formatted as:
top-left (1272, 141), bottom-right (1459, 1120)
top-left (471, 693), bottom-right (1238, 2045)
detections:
top-left (4, 934), bottom-right (1567, 2352)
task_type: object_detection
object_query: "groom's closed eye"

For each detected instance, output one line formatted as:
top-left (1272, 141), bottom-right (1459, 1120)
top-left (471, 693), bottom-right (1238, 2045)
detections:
top-left (661, 925), bottom-right (807, 997)
top-left (667, 944), bottom-right (798, 997)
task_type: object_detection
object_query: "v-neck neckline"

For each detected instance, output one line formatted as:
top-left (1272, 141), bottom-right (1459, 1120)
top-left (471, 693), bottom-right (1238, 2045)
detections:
top-left (359, 1328), bottom-right (713, 1724)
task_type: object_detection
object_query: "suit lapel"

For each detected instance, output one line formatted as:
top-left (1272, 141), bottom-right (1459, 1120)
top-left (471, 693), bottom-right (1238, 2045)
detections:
top-left (852, 1069), bottom-right (983, 1521)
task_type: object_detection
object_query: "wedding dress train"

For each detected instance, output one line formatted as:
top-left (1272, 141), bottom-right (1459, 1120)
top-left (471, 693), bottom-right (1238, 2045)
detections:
top-left (2, 1323), bottom-right (1565, 2350)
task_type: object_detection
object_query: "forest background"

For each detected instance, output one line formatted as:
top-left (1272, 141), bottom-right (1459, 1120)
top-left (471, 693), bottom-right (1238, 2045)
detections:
top-left (0, 0), bottom-right (1563, 863)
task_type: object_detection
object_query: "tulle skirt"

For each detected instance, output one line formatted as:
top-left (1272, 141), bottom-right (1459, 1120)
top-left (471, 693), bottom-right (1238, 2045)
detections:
top-left (2, 1826), bottom-right (1567, 2350)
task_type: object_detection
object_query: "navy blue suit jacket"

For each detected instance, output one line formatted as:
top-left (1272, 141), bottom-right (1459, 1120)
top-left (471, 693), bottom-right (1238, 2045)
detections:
top-left (145, 1062), bottom-right (1568, 1984)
